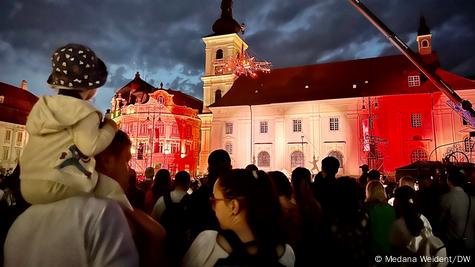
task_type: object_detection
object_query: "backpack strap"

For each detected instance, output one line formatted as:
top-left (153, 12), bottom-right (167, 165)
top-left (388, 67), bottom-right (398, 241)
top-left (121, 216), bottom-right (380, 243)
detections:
top-left (164, 191), bottom-right (172, 210)
top-left (461, 193), bottom-right (471, 240)
top-left (220, 230), bottom-right (247, 256)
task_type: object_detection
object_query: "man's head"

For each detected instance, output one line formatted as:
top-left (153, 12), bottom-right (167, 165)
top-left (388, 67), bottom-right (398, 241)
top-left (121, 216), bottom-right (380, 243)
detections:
top-left (174, 171), bottom-right (191, 191)
top-left (368, 169), bottom-right (381, 181)
top-left (95, 130), bottom-right (132, 190)
top-left (321, 156), bottom-right (340, 178)
top-left (360, 164), bottom-right (369, 173)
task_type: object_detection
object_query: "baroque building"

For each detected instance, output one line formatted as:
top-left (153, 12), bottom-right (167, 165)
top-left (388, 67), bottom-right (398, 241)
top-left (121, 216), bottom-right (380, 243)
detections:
top-left (111, 72), bottom-right (202, 177)
top-left (0, 81), bottom-right (38, 174)
top-left (200, 1), bottom-right (475, 176)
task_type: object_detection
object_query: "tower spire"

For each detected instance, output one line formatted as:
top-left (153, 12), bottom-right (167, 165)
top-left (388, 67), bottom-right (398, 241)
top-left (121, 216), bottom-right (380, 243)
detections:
top-left (212, 0), bottom-right (242, 35)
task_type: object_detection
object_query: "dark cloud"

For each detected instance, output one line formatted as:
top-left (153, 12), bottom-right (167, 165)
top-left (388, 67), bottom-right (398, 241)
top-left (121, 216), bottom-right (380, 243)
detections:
top-left (0, 0), bottom-right (474, 112)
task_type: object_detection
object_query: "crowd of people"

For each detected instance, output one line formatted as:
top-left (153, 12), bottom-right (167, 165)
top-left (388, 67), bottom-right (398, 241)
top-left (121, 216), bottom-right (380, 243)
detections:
top-left (1, 43), bottom-right (475, 266)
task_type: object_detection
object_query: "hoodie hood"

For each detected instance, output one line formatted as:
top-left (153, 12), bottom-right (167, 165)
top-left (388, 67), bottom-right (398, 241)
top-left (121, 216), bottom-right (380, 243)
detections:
top-left (26, 95), bottom-right (101, 135)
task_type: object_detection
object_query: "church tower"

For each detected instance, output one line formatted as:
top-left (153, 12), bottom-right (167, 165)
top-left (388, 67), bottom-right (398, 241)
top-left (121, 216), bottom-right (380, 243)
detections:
top-left (201, 0), bottom-right (248, 113)
top-left (198, 0), bottom-right (247, 174)
top-left (416, 16), bottom-right (432, 55)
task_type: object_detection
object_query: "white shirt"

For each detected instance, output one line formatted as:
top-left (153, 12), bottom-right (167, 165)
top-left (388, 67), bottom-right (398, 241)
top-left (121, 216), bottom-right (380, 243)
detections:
top-left (182, 230), bottom-right (295, 267)
top-left (151, 188), bottom-right (188, 221)
top-left (4, 195), bottom-right (139, 267)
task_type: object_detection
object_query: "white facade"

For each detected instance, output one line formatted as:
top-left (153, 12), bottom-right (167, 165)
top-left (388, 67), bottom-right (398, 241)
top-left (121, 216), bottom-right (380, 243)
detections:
top-left (0, 122), bottom-right (28, 174)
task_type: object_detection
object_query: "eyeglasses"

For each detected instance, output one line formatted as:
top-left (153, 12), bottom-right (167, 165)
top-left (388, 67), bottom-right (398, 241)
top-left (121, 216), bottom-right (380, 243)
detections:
top-left (209, 196), bottom-right (231, 207)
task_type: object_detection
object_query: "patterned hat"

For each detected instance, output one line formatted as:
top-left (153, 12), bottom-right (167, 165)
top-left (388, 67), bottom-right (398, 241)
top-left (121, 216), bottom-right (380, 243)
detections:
top-left (47, 43), bottom-right (108, 90)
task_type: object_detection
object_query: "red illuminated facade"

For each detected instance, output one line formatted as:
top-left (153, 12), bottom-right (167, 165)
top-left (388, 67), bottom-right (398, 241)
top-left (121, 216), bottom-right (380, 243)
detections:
top-left (111, 73), bottom-right (202, 177)
top-left (204, 17), bottom-right (475, 175)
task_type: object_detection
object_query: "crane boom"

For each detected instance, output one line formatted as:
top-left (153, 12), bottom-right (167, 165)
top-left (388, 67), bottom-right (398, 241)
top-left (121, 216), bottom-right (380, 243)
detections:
top-left (348, 0), bottom-right (475, 127)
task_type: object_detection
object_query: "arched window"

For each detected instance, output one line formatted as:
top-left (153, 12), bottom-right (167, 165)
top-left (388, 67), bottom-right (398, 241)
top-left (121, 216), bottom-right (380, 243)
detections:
top-left (410, 148), bottom-right (428, 163)
top-left (257, 151), bottom-right (270, 167)
top-left (158, 96), bottom-right (165, 105)
top-left (421, 40), bottom-right (429, 48)
top-left (215, 89), bottom-right (222, 102)
top-left (216, 49), bottom-right (224, 59)
top-left (327, 150), bottom-right (344, 168)
top-left (464, 137), bottom-right (474, 152)
top-left (291, 151), bottom-right (304, 169)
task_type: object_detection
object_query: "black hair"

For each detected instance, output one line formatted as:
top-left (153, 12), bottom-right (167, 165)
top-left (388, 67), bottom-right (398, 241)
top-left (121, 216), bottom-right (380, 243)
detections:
top-left (174, 171), bottom-right (191, 188)
top-left (152, 169), bottom-right (172, 198)
top-left (291, 167), bottom-right (313, 205)
top-left (96, 130), bottom-right (131, 159)
top-left (394, 186), bottom-right (423, 237)
top-left (207, 149), bottom-right (232, 187)
top-left (217, 169), bottom-right (284, 261)
top-left (321, 156), bottom-right (340, 176)
top-left (447, 167), bottom-right (466, 187)
top-left (268, 171), bottom-right (292, 199)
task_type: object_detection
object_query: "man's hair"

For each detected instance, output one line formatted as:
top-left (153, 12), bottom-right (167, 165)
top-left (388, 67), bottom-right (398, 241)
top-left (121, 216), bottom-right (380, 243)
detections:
top-left (321, 156), bottom-right (340, 175)
top-left (174, 171), bottom-right (191, 188)
top-left (97, 130), bottom-right (131, 158)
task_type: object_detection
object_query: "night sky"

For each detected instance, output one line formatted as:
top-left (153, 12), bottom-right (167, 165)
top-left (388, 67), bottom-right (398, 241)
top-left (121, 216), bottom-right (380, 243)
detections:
top-left (1, 0), bottom-right (474, 112)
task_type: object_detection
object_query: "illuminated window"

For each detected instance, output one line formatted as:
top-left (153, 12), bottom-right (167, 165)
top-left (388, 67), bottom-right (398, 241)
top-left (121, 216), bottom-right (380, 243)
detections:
top-left (4, 130), bottom-right (11, 143)
top-left (291, 151), bottom-right (304, 169)
top-left (293, 119), bottom-right (302, 132)
top-left (260, 121), bottom-right (268, 134)
top-left (2, 146), bottom-right (9, 160)
top-left (16, 132), bottom-right (23, 146)
top-left (185, 125), bottom-right (192, 138)
top-left (171, 124), bottom-right (179, 136)
top-left (257, 151), bottom-right (270, 167)
top-left (329, 117), bottom-right (339, 131)
top-left (158, 142), bottom-right (164, 153)
top-left (0, 96), bottom-right (4, 103)
top-left (171, 143), bottom-right (179, 153)
top-left (408, 75), bottom-right (421, 87)
top-left (464, 137), bottom-right (474, 152)
top-left (225, 142), bottom-right (233, 154)
top-left (137, 143), bottom-right (144, 160)
top-left (225, 123), bottom-right (233, 135)
top-left (411, 148), bottom-right (427, 163)
top-left (216, 49), bottom-right (223, 60)
top-left (411, 113), bottom-right (422, 128)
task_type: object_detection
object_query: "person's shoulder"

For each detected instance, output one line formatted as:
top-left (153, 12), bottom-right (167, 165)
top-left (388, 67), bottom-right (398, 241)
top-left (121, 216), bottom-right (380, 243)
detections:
top-left (278, 244), bottom-right (296, 267)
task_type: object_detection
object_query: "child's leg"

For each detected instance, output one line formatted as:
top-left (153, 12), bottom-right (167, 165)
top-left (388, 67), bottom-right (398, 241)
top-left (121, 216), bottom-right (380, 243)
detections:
top-left (20, 180), bottom-right (85, 204)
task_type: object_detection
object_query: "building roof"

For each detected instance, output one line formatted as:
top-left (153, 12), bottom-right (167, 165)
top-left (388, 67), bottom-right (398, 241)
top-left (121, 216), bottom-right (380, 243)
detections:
top-left (0, 82), bottom-right (38, 125)
top-left (209, 0), bottom-right (242, 37)
top-left (418, 16), bottom-right (431, 36)
top-left (210, 54), bottom-right (475, 107)
top-left (115, 72), bottom-right (203, 113)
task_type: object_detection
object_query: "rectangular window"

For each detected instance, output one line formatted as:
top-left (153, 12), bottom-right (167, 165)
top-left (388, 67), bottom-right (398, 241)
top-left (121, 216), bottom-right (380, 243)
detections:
top-left (0, 96), bottom-right (4, 103)
top-left (225, 143), bottom-right (233, 154)
top-left (3, 146), bottom-right (9, 160)
top-left (329, 117), bottom-right (339, 131)
top-left (225, 123), bottom-right (233, 135)
top-left (15, 148), bottom-right (21, 161)
top-left (16, 132), bottom-right (23, 146)
top-left (171, 124), bottom-right (179, 136)
top-left (411, 113), bottom-right (422, 128)
top-left (171, 143), bottom-right (180, 154)
top-left (4, 130), bottom-right (11, 143)
top-left (293, 119), bottom-right (302, 132)
top-left (260, 121), bottom-right (268, 134)
top-left (408, 75), bottom-right (421, 87)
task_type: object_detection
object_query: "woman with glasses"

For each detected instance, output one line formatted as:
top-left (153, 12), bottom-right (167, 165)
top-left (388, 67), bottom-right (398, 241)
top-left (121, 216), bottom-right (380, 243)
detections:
top-left (182, 169), bottom-right (295, 267)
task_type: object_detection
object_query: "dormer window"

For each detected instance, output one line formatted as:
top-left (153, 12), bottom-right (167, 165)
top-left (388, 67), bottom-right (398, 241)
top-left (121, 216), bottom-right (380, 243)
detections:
top-left (408, 75), bottom-right (421, 87)
top-left (216, 49), bottom-right (224, 60)
top-left (215, 90), bottom-right (222, 102)
top-left (158, 96), bottom-right (165, 105)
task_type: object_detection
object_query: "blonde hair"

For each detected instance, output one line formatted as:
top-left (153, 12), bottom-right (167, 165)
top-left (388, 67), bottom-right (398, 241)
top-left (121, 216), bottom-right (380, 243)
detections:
top-left (399, 176), bottom-right (415, 189)
top-left (365, 180), bottom-right (387, 203)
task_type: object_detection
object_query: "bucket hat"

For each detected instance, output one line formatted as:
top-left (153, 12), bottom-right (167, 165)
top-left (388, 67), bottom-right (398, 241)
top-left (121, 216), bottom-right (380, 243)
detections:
top-left (47, 43), bottom-right (107, 90)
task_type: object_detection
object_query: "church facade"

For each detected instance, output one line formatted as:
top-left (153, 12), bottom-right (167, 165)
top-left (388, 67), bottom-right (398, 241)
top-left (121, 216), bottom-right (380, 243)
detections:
top-left (198, 2), bottom-right (475, 176)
